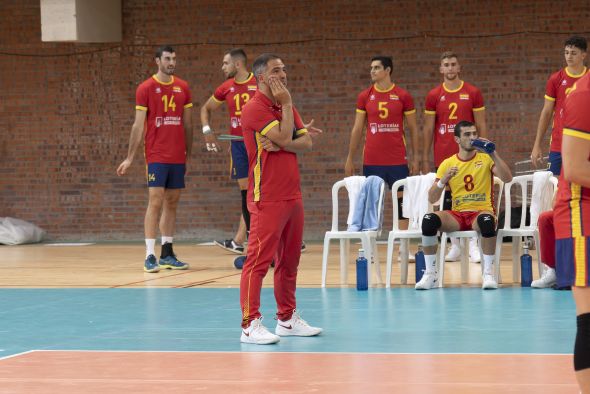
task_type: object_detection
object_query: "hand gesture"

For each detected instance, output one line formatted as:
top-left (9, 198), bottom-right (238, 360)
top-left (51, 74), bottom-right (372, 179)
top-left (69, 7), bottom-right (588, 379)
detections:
top-left (442, 166), bottom-right (459, 183)
top-left (205, 133), bottom-right (219, 153)
top-left (530, 145), bottom-right (544, 169)
top-left (268, 76), bottom-right (292, 106)
top-left (304, 119), bottom-right (323, 138)
top-left (260, 136), bottom-right (280, 152)
top-left (116, 158), bottom-right (132, 176)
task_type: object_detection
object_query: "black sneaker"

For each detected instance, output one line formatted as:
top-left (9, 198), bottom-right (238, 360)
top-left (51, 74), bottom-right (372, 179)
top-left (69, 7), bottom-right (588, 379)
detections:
top-left (214, 239), bottom-right (244, 254)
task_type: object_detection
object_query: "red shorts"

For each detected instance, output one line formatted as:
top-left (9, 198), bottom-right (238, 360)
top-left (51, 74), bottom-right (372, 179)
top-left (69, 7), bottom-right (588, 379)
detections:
top-left (448, 211), bottom-right (481, 231)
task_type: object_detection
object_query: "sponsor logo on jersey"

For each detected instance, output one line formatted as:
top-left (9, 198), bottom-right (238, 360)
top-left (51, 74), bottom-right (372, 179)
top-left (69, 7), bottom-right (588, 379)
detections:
top-left (440, 95), bottom-right (446, 101)
top-left (438, 124), bottom-right (447, 135)
top-left (370, 123), bottom-right (378, 134)
top-left (230, 87), bottom-right (235, 92)
top-left (562, 79), bottom-right (567, 86)
top-left (156, 117), bottom-right (162, 127)
top-left (460, 94), bottom-right (470, 100)
top-left (173, 86), bottom-right (182, 93)
top-left (231, 117), bottom-right (239, 129)
top-left (370, 94), bottom-right (375, 100)
top-left (155, 87), bottom-right (161, 94)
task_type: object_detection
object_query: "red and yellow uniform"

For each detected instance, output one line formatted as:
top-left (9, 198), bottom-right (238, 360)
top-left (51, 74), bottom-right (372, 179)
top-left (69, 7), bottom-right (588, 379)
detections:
top-left (436, 152), bottom-right (495, 213)
top-left (425, 81), bottom-right (485, 166)
top-left (239, 90), bottom-right (308, 327)
top-left (136, 75), bottom-right (193, 164)
top-left (212, 73), bottom-right (257, 136)
top-left (356, 84), bottom-right (415, 166)
top-left (545, 67), bottom-right (589, 153)
top-left (554, 73), bottom-right (590, 287)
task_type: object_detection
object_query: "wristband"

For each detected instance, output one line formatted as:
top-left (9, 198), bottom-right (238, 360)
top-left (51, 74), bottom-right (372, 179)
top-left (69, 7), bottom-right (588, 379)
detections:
top-left (436, 180), bottom-right (446, 189)
top-left (202, 125), bottom-right (213, 135)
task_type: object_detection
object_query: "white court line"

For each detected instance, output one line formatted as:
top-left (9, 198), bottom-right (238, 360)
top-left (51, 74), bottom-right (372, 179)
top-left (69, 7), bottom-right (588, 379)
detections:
top-left (197, 242), bottom-right (215, 246)
top-left (0, 350), bottom-right (36, 361)
top-left (29, 349), bottom-right (572, 356)
top-left (45, 243), bottom-right (95, 246)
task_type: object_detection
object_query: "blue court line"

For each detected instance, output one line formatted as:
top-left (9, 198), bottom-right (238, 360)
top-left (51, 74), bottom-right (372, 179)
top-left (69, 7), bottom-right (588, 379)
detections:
top-left (0, 288), bottom-right (575, 358)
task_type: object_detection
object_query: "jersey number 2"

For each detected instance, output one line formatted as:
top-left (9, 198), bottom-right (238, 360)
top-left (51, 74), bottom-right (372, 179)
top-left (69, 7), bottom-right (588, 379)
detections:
top-left (448, 102), bottom-right (458, 120)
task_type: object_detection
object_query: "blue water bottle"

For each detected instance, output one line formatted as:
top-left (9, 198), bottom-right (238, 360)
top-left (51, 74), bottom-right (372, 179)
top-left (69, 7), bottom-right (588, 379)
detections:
top-left (471, 138), bottom-right (496, 154)
top-left (356, 249), bottom-right (368, 291)
top-left (415, 245), bottom-right (426, 283)
top-left (521, 242), bottom-right (533, 287)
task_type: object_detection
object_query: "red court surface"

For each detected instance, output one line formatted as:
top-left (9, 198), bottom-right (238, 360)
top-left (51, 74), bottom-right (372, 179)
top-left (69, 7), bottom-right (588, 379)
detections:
top-left (0, 350), bottom-right (578, 393)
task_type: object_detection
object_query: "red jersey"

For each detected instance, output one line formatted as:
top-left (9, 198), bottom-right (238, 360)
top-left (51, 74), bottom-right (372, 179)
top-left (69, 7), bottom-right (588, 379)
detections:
top-left (554, 72), bottom-right (590, 239)
top-left (212, 72), bottom-right (258, 136)
top-left (356, 84), bottom-right (415, 166)
top-left (135, 75), bottom-right (193, 164)
top-left (241, 91), bottom-right (308, 202)
top-left (424, 81), bottom-right (485, 166)
top-left (545, 67), bottom-right (589, 153)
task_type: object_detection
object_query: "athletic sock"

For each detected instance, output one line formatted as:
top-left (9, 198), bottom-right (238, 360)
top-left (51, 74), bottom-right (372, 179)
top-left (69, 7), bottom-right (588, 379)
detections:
top-left (162, 236), bottom-right (173, 245)
top-left (424, 254), bottom-right (437, 274)
top-left (483, 254), bottom-right (495, 275)
top-left (161, 242), bottom-right (174, 258)
top-left (145, 239), bottom-right (156, 258)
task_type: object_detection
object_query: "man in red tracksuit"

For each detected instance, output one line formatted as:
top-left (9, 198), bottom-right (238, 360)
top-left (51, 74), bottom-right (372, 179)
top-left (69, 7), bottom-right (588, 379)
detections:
top-left (238, 53), bottom-right (322, 345)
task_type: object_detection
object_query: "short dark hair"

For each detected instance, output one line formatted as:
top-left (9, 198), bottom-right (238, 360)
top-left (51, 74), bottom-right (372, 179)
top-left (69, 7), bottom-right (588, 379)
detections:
top-left (252, 53), bottom-right (281, 80)
top-left (454, 120), bottom-right (476, 138)
top-left (371, 56), bottom-right (393, 75)
top-left (227, 48), bottom-right (247, 64)
top-left (565, 36), bottom-right (587, 52)
top-left (155, 45), bottom-right (175, 59)
top-left (440, 51), bottom-right (458, 62)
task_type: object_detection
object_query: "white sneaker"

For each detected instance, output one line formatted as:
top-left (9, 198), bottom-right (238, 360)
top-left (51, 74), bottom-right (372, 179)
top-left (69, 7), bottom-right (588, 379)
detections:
top-left (482, 274), bottom-right (498, 290)
top-left (275, 310), bottom-right (322, 337)
top-left (240, 318), bottom-right (280, 344)
top-left (469, 238), bottom-right (481, 263)
top-left (532, 268), bottom-right (556, 288)
top-left (415, 272), bottom-right (438, 290)
top-left (445, 245), bottom-right (461, 261)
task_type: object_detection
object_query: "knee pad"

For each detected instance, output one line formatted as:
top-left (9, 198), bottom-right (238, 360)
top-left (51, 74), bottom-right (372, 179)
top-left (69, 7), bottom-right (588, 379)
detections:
top-left (477, 214), bottom-right (496, 238)
top-left (575, 313), bottom-right (590, 371)
top-left (421, 213), bottom-right (441, 236)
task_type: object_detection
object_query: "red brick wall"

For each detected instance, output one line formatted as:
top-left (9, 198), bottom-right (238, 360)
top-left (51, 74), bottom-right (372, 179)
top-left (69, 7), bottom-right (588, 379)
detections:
top-left (0, 0), bottom-right (587, 240)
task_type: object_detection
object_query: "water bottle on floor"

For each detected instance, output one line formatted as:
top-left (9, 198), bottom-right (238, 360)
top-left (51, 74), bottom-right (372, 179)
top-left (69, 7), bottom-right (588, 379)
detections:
top-left (415, 245), bottom-right (425, 283)
top-left (356, 249), bottom-right (368, 291)
top-left (521, 242), bottom-right (532, 287)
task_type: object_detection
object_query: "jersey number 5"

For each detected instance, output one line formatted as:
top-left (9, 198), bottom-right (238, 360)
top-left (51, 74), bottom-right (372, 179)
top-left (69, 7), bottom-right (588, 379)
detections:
top-left (234, 93), bottom-right (251, 116)
top-left (378, 102), bottom-right (389, 119)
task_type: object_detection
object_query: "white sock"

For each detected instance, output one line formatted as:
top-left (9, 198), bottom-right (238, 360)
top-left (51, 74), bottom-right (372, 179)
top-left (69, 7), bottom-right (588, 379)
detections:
top-left (146, 239), bottom-right (156, 258)
top-left (451, 237), bottom-right (460, 247)
top-left (424, 254), bottom-right (437, 274)
top-left (483, 254), bottom-right (495, 275)
top-left (162, 236), bottom-right (173, 245)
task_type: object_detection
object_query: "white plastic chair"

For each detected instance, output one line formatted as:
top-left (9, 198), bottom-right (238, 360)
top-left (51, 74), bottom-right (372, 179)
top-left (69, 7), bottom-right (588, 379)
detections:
top-left (494, 173), bottom-right (558, 283)
top-left (438, 176), bottom-right (504, 287)
top-left (385, 174), bottom-right (436, 287)
top-left (321, 179), bottom-right (385, 287)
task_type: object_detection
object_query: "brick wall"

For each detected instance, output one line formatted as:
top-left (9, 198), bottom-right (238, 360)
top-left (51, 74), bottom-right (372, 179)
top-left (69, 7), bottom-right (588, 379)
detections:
top-left (0, 0), bottom-right (587, 241)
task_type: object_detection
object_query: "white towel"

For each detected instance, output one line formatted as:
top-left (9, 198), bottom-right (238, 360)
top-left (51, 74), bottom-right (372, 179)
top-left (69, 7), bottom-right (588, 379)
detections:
top-left (530, 171), bottom-right (553, 227)
top-left (403, 173), bottom-right (436, 229)
top-left (344, 176), bottom-right (366, 226)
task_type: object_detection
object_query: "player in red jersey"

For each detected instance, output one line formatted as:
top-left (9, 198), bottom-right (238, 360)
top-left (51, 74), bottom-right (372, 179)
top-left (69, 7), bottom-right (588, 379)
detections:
top-left (200, 49), bottom-right (256, 255)
top-left (422, 51), bottom-right (488, 264)
top-left (553, 72), bottom-right (590, 393)
top-left (345, 56), bottom-right (419, 184)
top-left (531, 36), bottom-right (588, 175)
top-left (238, 54), bottom-right (322, 345)
top-left (117, 46), bottom-right (193, 273)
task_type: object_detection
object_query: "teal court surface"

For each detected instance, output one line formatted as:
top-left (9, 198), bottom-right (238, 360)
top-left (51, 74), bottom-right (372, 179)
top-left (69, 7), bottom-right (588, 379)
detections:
top-left (0, 287), bottom-right (580, 393)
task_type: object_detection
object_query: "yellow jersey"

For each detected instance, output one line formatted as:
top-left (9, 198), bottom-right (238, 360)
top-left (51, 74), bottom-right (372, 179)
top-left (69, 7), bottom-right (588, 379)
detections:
top-left (436, 152), bottom-right (495, 212)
